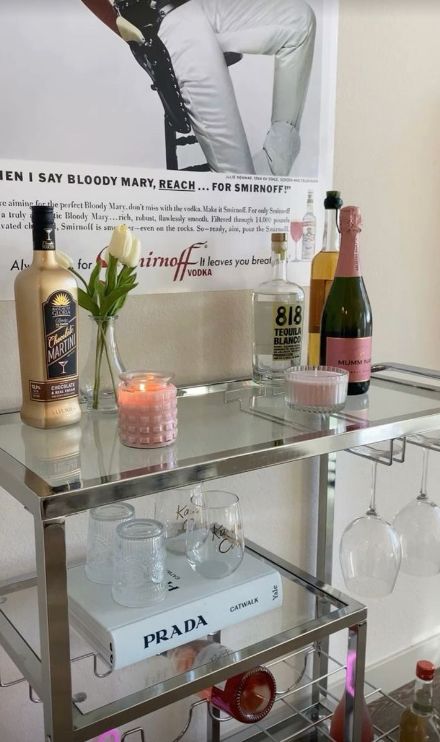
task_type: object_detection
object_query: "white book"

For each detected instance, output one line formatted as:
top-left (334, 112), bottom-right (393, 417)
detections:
top-left (68, 552), bottom-right (283, 670)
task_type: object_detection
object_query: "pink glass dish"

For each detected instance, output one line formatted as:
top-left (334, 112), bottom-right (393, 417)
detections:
top-left (284, 366), bottom-right (348, 413)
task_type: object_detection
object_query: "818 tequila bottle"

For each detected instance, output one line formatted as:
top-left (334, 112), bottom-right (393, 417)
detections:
top-left (252, 233), bottom-right (304, 384)
top-left (14, 205), bottom-right (81, 428)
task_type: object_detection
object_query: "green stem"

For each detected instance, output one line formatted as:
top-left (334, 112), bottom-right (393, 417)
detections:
top-left (69, 267), bottom-right (89, 292)
top-left (92, 321), bottom-right (118, 410)
top-left (102, 325), bottom-right (118, 401)
top-left (92, 323), bottom-right (106, 409)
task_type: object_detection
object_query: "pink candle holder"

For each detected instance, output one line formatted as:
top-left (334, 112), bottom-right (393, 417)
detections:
top-left (118, 372), bottom-right (177, 449)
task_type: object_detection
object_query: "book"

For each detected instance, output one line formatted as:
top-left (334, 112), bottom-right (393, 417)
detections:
top-left (68, 552), bottom-right (283, 670)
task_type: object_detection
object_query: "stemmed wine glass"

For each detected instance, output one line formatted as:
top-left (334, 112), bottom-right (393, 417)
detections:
top-left (393, 445), bottom-right (440, 576)
top-left (290, 220), bottom-right (304, 262)
top-left (340, 462), bottom-right (401, 598)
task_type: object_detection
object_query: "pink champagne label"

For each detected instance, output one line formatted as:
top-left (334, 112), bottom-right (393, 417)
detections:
top-left (335, 234), bottom-right (361, 277)
top-left (326, 337), bottom-right (372, 383)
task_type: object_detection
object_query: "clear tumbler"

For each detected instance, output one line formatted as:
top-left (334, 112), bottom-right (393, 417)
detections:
top-left (85, 502), bottom-right (135, 585)
top-left (112, 518), bottom-right (167, 607)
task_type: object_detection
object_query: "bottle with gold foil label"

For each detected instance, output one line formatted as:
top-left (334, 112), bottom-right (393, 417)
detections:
top-left (14, 204), bottom-right (81, 428)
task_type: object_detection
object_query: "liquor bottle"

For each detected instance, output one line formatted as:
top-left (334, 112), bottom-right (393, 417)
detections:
top-left (320, 205), bottom-right (372, 395)
top-left (210, 665), bottom-right (276, 723)
top-left (399, 660), bottom-right (440, 741)
top-left (252, 232), bottom-right (304, 384)
top-left (329, 691), bottom-right (374, 742)
top-left (170, 641), bottom-right (276, 723)
top-left (14, 205), bottom-right (81, 428)
top-left (301, 190), bottom-right (316, 260)
top-left (307, 190), bottom-right (343, 365)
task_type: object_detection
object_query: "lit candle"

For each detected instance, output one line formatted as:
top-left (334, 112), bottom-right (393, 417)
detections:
top-left (118, 372), bottom-right (177, 448)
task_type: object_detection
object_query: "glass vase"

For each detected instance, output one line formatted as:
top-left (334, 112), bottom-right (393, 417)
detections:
top-left (80, 316), bottom-right (124, 413)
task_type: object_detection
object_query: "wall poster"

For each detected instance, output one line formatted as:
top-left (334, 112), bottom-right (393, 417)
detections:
top-left (0, 0), bottom-right (338, 298)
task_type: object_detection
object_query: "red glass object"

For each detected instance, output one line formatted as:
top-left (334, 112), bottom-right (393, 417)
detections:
top-left (329, 692), bottom-right (373, 742)
top-left (290, 221), bottom-right (304, 243)
top-left (210, 666), bottom-right (276, 724)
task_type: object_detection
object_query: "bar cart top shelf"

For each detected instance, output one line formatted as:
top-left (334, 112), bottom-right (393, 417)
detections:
top-left (1, 363), bottom-right (440, 520)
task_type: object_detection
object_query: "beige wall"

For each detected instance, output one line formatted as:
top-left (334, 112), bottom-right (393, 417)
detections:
top-left (330, 0), bottom-right (440, 665)
top-left (2, 0), bottom-right (440, 739)
top-left (334, 0), bottom-right (440, 369)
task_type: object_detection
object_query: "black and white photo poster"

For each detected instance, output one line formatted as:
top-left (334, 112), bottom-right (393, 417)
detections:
top-left (0, 0), bottom-right (338, 298)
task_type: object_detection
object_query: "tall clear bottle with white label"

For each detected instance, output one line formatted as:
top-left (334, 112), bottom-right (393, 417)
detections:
top-left (301, 190), bottom-right (316, 260)
top-left (252, 233), bottom-right (304, 384)
top-left (14, 205), bottom-right (81, 428)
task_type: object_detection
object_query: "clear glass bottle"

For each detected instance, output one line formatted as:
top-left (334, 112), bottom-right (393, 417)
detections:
top-left (301, 190), bottom-right (317, 260)
top-left (307, 190), bottom-right (343, 365)
top-left (252, 233), bottom-right (305, 384)
top-left (399, 660), bottom-right (440, 741)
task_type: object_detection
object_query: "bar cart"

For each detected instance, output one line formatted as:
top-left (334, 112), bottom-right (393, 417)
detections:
top-left (1, 363), bottom-right (440, 742)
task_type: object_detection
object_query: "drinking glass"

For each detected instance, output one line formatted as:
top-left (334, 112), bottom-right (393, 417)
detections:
top-left (112, 518), bottom-right (167, 607)
top-left (339, 463), bottom-right (401, 598)
top-left (154, 485), bottom-right (203, 554)
top-left (186, 490), bottom-right (245, 579)
top-left (85, 502), bottom-right (135, 584)
top-left (290, 221), bottom-right (304, 262)
top-left (393, 446), bottom-right (440, 576)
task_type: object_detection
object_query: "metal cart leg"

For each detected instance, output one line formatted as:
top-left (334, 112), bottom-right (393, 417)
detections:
top-left (312, 452), bottom-right (336, 713)
top-left (35, 518), bottom-right (73, 742)
top-left (207, 630), bottom-right (222, 742)
top-left (345, 621), bottom-right (367, 742)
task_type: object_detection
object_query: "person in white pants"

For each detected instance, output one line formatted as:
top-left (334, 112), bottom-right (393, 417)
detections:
top-left (158, 0), bottom-right (316, 175)
top-left (81, 0), bottom-right (316, 175)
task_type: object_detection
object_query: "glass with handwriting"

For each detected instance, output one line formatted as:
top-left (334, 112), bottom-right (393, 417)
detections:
top-left (290, 220), bottom-right (304, 262)
top-left (154, 484), bottom-right (203, 554)
top-left (186, 491), bottom-right (245, 579)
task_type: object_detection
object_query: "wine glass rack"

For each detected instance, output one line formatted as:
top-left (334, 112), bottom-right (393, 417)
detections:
top-left (0, 642), bottom-right (407, 741)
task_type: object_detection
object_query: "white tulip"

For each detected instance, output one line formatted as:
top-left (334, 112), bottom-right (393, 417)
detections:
top-left (120, 237), bottom-right (141, 268)
top-left (108, 225), bottom-right (132, 263)
top-left (55, 249), bottom-right (73, 269)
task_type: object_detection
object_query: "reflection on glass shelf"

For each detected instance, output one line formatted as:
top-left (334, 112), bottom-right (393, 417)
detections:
top-left (0, 372), bottom-right (440, 506)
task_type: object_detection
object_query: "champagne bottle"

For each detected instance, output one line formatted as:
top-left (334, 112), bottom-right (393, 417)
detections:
top-left (399, 660), bottom-right (440, 741)
top-left (307, 190), bottom-right (343, 365)
top-left (14, 205), bottom-right (81, 428)
top-left (320, 205), bottom-right (372, 395)
top-left (329, 691), bottom-right (373, 742)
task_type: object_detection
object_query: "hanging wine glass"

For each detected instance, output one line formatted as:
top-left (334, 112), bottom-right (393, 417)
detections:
top-left (340, 462), bottom-right (401, 598)
top-left (393, 447), bottom-right (440, 576)
top-left (289, 220), bottom-right (304, 262)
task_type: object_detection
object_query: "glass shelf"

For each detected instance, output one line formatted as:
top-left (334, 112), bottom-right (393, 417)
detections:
top-left (1, 365), bottom-right (440, 520)
top-left (0, 544), bottom-right (366, 740)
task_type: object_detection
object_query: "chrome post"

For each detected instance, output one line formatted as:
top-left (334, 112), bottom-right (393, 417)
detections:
top-left (35, 518), bottom-right (73, 741)
top-left (312, 451), bottom-right (336, 711)
top-left (345, 622), bottom-right (367, 742)
top-left (207, 630), bottom-right (221, 742)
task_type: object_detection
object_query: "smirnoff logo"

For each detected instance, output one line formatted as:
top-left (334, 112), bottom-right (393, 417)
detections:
top-left (143, 615), bottom-right (208, 649)
top-left (138, 242), bottom-right (210, 281)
